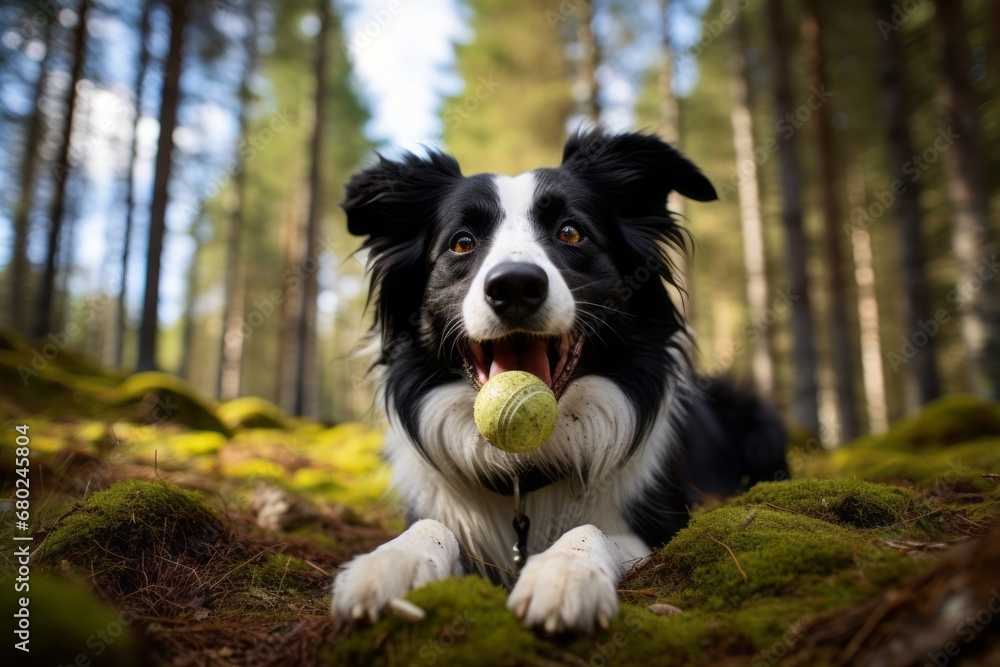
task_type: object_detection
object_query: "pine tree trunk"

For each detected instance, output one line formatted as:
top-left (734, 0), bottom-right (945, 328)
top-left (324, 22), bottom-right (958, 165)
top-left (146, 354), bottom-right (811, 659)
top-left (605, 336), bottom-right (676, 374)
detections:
top-left (576, 0), bottom-right (600, 124)
top-left (293, 0), bottom-right (329, 417)
top-left (217, 4), bottom-right (257, 401)
top-left (765, 0), bottom-right (820, 433)
top-left (727, 0), bottom-right (776, 399)
top-left (659, 0), bottom-right (689, 295)
top-left (105, 0), bottom-right (152, 369)
top-left (801, 0), bottom-right (859, 441)
top-left (932, 0), bottom-right (1000, 399)
top-left (845, 158), bottom-right (889, 433)
top-left (179, 224), bottom-right (203, 383)
top-left (872, 0), bottom-right (941, 409)
top-left (138, 0), bottom-right (188, 371)
top-left (10, 19), bottom-right (53, 335)
top-left (34, 0), bottom-right (90, 339)
top-left (277, 189), bottom-right (305, 413)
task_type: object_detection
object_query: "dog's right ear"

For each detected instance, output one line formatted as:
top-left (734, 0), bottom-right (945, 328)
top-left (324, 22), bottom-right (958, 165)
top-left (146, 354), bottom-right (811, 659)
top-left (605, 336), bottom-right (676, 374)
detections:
top-left (342, 151), bottom-right (463, 240)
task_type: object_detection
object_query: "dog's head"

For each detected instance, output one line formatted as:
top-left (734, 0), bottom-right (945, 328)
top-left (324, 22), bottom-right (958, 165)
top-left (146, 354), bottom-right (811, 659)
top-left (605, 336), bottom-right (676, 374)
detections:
top-left (343, 129), bottom-right (716, 487)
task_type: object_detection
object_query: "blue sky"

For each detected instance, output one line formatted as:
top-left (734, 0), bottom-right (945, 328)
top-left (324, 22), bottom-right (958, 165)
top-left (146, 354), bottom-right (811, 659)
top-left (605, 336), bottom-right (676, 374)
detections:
top-left (2, 0), bottom-right (711, 331)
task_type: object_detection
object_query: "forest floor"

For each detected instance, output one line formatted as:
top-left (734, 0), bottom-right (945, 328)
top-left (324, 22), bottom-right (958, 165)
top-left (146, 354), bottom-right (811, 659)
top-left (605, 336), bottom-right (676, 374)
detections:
top-left (2, 326), bottom-right (1000, 666)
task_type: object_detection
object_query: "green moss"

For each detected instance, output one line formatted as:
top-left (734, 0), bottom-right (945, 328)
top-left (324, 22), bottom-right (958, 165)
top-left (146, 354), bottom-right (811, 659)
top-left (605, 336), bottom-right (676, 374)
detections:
top-left (645, 505), bottom-right (871, 610)
top-left (0, 326), bottom-right (30, 352)
top-left (126, 430), bottom-right (228, 469)
top-left (0, 349), bottom-right (120, 416)
top-left (967, 486), bottom-right (1000, 524)
top-left (832, 439), bottom-right (1000, 491)
top-left (324, 549), bottom-right (921, 667)
top-left (325, 577), bottom-right (541, 667)
top-left (0, 574), bottom-right (139, 666)
top-left (42, 480), bottom-right (227, 584)
top-left (741, 478), bottom-right (931, 531)
top-left (218, 397), bottom-right (293, 431)
top-left (113, 372), bottom-right (231, 435)
top-left (326, 486), bottom-right (936, 667)
top-left (44, 346), bottom-right (125, 384)
top-left (848, 394), bottom-right (1000, 452)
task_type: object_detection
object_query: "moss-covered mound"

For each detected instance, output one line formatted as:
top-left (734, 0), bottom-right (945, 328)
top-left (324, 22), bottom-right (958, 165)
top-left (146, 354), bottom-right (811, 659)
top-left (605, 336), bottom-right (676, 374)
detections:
top-left (741, 477), bottom-right (933, 532)
top-left (43, 480), bottom-right (228, 590)
top-left (633, 505), bottom-right (904, 611)
top-left (834, 439), bottom-right (1000, 491)
top-left (0, 348), bottom-right (119, 418)
top-left (327, 479), bottom-right (939, 666)
top-left (849, 394), bottom-right (1000, 451)
top-left (113, 372), bottom-right (231, 435)
top-left (326, 576), bottom-right (708, 667)
top-left (218, 396), bottom-right (293, 431)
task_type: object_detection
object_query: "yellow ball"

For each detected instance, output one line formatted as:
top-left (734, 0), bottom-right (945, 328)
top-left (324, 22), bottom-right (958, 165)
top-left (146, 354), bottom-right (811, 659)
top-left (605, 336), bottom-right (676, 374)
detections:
top-left (474, 371), bottom-right (558, 453)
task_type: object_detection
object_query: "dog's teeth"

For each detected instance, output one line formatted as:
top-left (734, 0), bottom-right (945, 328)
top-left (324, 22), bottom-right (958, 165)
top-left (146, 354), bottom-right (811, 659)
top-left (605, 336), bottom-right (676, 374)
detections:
top-left (388, 598), bottom-right (426, 622)
top-left (544, 616), bottom-right (559, 634)
top-left (597, 612), bottom-right (610, 630)
top-left (351, 604), bottom-right (365, 621)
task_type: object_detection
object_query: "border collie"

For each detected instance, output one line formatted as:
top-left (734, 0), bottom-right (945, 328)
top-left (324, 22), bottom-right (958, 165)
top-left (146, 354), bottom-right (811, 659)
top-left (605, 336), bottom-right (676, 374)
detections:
top-left (331, 129), bottom-right (787, 633)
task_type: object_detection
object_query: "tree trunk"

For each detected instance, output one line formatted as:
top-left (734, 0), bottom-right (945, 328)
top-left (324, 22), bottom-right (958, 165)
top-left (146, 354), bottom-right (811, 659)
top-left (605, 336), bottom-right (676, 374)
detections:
top-left (217, 3), bottom-right (257, 401)
top-left (932, 0), bottom-right (1000, 399)
top-left (179, 223), bottom-right (204, 383)
top-left (292, 0), bottom-right (329, 417)
top-left (845, 157), bottom-right (889, 433)
top-left (872, 0), bottom-right (941, 409)
top-left (34, 0), bottom-right (90, 339)
top-left (277, 187), bottom-right (306, 412)
top-left (765, 0), bottom-right (820, 433)
top-left (659, 0), bottom-right (689, 297)
top-left (105, 0), bottom-right (152, 369)
top-left (9, 19), bottom-right (54, 335)
top-left (727, 0), bottom-right (776, 399)
top-left (576, 0), bottom-right (600, 124)
top-left (138, 0), bottom-right (188, 371)
top-left (801, 0), bottom-right (859, 442)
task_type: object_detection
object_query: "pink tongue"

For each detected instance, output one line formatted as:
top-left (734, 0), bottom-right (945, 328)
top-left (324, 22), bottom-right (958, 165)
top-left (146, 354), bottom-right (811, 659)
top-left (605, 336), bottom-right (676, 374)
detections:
top-left (489, 338), bottom-right (552, 387)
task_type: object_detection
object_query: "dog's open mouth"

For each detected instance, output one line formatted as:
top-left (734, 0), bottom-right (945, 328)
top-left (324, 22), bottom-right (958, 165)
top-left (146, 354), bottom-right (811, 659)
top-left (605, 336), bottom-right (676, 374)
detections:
top-left (464, 332), bottom-right (584, 399)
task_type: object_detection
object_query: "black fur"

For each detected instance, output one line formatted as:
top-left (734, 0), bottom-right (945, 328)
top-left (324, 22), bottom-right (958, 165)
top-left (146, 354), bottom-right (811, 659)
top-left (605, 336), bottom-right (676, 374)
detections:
top-left (343, 128), bottom-right (788, 546)
top-left (625, 376), bottom-right (790, 548)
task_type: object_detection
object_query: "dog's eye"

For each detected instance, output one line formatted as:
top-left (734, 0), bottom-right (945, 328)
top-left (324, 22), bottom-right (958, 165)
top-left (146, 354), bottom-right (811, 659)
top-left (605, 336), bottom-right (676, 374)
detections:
top-left (450, 233), bottom-right (476, 254)
top-left (557, 225), bottom-right (584, 244)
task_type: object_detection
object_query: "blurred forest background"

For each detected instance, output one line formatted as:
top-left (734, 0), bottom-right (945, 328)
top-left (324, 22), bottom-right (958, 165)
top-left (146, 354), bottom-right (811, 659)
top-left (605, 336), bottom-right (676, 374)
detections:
top-left (2, 0), bottom-right (998, 445)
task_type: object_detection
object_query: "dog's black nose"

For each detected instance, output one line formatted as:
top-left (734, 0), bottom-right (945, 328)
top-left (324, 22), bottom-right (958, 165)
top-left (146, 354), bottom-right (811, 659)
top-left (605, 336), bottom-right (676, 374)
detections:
top-left (484, 262), bottom-right (548, 319)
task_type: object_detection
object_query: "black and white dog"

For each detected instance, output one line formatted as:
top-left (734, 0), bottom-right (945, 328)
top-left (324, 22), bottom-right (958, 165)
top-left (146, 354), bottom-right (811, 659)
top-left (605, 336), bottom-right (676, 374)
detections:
top-left (331, 129), bottom-right (787, 633)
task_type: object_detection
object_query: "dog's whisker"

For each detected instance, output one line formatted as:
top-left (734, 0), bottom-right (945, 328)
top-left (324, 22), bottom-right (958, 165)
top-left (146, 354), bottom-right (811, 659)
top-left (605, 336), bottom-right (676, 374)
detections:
top-left (575, 300), bottom-right (635, 318)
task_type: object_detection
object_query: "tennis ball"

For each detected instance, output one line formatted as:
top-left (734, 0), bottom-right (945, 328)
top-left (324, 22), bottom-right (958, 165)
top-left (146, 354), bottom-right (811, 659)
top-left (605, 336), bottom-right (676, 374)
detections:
top-left (474, 371), bottom-right (558, 453)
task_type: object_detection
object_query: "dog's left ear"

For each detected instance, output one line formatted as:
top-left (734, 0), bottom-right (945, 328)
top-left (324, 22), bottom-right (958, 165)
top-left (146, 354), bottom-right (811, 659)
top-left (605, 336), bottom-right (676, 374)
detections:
top-left (561, 129), bottom-right (717, 218)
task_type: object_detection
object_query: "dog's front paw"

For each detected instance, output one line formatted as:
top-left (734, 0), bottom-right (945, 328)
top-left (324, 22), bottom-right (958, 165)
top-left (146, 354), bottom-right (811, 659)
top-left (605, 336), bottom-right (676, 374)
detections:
top-left (507, 549), bottom-right (619, 634)
top-left (331, 520), bottom-right (459, 628)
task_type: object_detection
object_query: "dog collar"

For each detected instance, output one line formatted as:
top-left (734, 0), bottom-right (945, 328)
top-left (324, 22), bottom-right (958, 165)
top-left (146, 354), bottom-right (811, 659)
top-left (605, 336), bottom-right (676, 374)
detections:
top-left (480, 464), bottom-right (571, 496)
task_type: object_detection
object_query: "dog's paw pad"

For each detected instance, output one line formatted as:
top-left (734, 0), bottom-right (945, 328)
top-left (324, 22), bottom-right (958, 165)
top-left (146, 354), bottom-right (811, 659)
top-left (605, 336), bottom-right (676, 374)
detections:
top-left (506, 550), bottom-right (619, 634)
